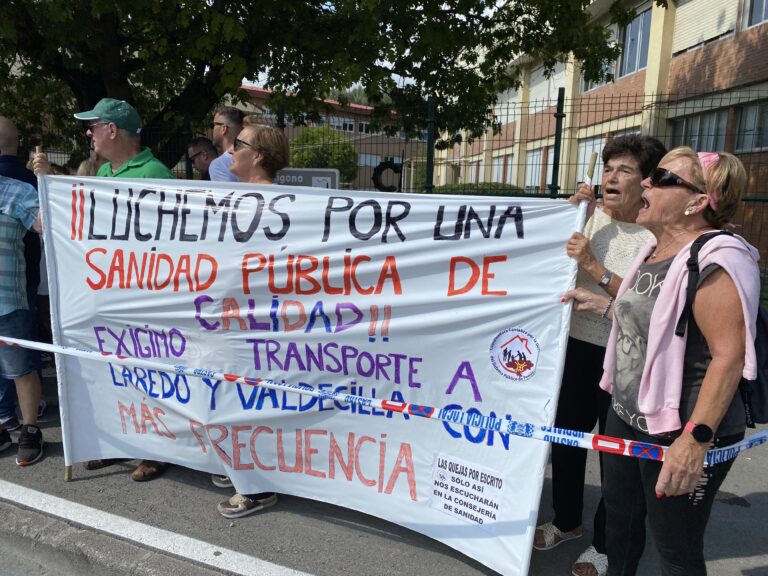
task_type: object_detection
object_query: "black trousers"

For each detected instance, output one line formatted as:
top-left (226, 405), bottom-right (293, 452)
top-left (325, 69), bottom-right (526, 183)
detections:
top-left (551, 337), bottom-right (611, 552)
top-left (603, 410), bottom-right (741, 576)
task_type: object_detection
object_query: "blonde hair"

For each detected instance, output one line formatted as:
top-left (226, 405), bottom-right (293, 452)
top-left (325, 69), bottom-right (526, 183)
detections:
top-left (702, 152), bottom-right (746, 229)
top-left (241, 124), bottom-right (290, 179)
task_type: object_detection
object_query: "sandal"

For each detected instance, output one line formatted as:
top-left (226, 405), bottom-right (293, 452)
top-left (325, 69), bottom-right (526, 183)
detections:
top-left (571, 545), bottom-right (608, 576)
top-left (130, 459), bottom-right (167, 482)
top-left (533, 521), bottom-right (582, 550)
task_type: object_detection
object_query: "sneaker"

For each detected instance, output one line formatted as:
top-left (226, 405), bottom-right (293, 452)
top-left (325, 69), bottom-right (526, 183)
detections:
top-left (0, 428), bottom-right (11, 453)
top-left (533, 521), bottom-right (582, 551)
top-left (572, 545), bottom-right (608, 576)
top-left (211, 474), bottom-right (233, 488)
top-left (16, 424), bottom-right (44, 466)
top-left (38, 399), bottom-right (47, 419)
top-left (217, 492), bottom-right (278, 519)
top-left (0, 415), bottom-right (20, 432)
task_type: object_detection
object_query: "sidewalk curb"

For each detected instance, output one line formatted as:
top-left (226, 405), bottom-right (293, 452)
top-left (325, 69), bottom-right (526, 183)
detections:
top-left (0, 498), bottom-right (228, 576)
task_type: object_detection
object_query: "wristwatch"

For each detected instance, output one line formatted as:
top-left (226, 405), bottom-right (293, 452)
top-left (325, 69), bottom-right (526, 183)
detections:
top-left (684, 421), bottom-right (714, 443)
top-left (598, 270), bottom-right (613, 287)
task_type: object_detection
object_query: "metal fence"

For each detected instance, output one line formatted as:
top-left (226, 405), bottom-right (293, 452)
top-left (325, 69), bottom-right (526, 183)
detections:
top-left (32, 89), bottom-right (768, 276)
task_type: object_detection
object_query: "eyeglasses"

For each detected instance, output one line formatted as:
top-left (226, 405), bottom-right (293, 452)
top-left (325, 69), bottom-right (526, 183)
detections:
top-left (188, 151), bottom-right (203, 161)
top-left (210, 121), bottom-right (227, 129)
top-left (233, 138), bottom-right (258, 153)
top-left (649, 168), bottom-right (703, 194)
top-left (85, 121), bottom-right (110, 134)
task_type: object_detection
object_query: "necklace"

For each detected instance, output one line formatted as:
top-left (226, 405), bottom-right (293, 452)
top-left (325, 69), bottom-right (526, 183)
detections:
top-left (649, 233), bottom-right (687, 260)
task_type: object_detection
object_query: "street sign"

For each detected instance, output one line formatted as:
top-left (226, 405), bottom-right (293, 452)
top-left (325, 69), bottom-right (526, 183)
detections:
top-left (275, 168), bottom-right (339, 189)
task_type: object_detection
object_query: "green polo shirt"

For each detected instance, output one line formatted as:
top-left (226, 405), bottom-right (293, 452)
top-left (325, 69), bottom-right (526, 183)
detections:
top-left (97, 147), bottom-right (175, 179)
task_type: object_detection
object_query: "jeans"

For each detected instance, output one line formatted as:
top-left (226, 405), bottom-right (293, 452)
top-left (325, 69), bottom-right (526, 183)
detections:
top-left (551, 337), bottom-right (611, 552)
top-left (0, 293), bottom-right (40, 422)
top-left (603, 409), bottom-right (741, 576)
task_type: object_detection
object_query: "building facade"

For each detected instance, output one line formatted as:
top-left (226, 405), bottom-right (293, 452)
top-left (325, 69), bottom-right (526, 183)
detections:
top-left (434, 0), bottom-right (768, 199)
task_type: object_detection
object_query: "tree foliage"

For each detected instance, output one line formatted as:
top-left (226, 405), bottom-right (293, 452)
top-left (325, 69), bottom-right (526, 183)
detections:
top-left (290, 127), bottom-right (358, 183)
top-left (0, 0), bottom-right (664, 165)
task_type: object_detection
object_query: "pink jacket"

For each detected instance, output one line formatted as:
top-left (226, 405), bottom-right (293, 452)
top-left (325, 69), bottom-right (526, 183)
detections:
top-left (599, 233), bottom-right (761, 434)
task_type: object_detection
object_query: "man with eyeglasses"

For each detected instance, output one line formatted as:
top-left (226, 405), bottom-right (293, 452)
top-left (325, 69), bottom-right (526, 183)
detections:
top-left (187, 137), bottom-right (218, 181)
top-left (34, 99), bottom-right (174, 180)
top-left (33, 98), bottom-right (173, 481)
top-left (208, 106), bottom-right (244, 182)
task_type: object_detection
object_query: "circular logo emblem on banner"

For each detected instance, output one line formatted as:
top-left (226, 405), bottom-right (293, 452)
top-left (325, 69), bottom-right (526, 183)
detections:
top-left (489, 328), bottom-right (540, 381)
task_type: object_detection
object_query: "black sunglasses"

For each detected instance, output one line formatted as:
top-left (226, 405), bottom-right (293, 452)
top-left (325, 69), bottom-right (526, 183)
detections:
top-left (210, 121), bottom-right (227, 129)
top-left (233, 138), bottom-right (258, 153)
top-left (650, 168), bottom-right (703, 194)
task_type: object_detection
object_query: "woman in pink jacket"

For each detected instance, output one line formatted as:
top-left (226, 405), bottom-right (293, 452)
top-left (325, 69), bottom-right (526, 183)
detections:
top-left (564, 148), bottom-right (759, 576)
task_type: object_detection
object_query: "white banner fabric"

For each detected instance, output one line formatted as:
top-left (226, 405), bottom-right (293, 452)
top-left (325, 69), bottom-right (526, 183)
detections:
top-left (40, 176), bottom-right (580, 576)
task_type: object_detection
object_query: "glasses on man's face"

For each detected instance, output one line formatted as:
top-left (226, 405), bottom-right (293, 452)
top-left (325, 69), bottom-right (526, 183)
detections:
top-left (649, 168), bottom-right (703, 194)
top-left (188, 151), bottom-right (203, 162)
top-left (85, 121), bottom-right (110, 134)
top-left (233, 138), bottom-right (258, 153)
top-left (210, 121), bottom-right (226, 129)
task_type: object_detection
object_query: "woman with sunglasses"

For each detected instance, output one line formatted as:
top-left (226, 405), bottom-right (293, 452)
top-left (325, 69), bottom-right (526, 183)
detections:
top-left (215, 122), bottom-right (290, 518)
top-left (565, 147), bottom-right (759, 575)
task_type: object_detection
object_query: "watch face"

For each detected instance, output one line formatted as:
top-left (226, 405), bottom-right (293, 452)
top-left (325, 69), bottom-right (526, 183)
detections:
top-left (693, 424), bottom-right (714, 443)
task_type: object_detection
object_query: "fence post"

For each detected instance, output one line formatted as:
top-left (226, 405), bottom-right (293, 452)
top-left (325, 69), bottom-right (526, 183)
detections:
top-left (425, 96), bottom-right (436, 194)
top-left (277, 106), bottom-right (286, 131)
top-left (549, 87), bottom-right (566, 198)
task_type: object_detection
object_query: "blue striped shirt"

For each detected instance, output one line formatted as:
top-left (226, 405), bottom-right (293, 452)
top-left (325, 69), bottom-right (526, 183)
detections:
top-left (0, 176), bottom-right (39, 315)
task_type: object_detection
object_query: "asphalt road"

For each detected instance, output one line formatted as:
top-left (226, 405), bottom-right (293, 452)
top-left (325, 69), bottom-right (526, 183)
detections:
top-left (1, 372), bottom-right (766, 576)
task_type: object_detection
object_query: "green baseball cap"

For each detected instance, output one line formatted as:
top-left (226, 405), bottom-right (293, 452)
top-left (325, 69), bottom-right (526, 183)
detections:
top-left (74, 98), bottom-right (143, 134)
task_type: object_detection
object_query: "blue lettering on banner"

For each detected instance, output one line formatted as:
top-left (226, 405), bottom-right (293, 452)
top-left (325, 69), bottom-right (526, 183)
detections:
top-left (233, 382), bottom-right (403, 418)
top-left (108, 363), bottom-right (190, 404)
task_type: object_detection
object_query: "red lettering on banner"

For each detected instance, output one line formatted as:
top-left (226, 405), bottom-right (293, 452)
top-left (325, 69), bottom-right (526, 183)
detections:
top-left (240, 252), bottom-right (402, 296)
top-left (250, 426), bottom-right (276, 470)
top-left (277, 428), bottom-right (303, 472)
top-left (329, 431), bottom-right (354, 480)
top-left (117, 400), bottom-right (176, 440)
top-left (118, 400), bottom-right (139, 434)
top-left (354, 435), bottom-right (377, 487)
top-left (188, 421), bottom-right (416, 499)
top-left (206, 424), bottom-right (232, 466)
top-left (304, 429), bottom-right (327, 478)
top-left (85, 249), bottom-right (217, 292)
top-left (231, 425), bottom-right (254, 470)
top-left (189, 419), bottom-right (207, 453)
top-left (447, 256), bottom-right (508, 296)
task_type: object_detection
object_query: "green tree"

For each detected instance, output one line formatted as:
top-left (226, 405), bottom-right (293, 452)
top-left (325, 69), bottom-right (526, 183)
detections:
top-left (0, 1), bottom-right (662, 165)
top-left (291, 127), bottom-right (358, 183)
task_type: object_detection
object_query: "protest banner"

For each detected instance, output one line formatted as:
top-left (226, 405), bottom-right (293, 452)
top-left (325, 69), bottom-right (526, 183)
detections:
top-left (39, 175), bottom-right (581, 576)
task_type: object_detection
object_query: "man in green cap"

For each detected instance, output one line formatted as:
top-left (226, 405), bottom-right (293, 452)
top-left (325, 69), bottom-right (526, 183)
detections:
top-left (33, 98), bottom-right (173, 481)
top-left (34, 98), bottom-right (174, 179)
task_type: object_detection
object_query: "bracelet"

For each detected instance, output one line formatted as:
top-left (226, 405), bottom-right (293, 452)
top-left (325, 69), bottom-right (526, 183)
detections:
top-left (600, 297), bottom-right (614, 318)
